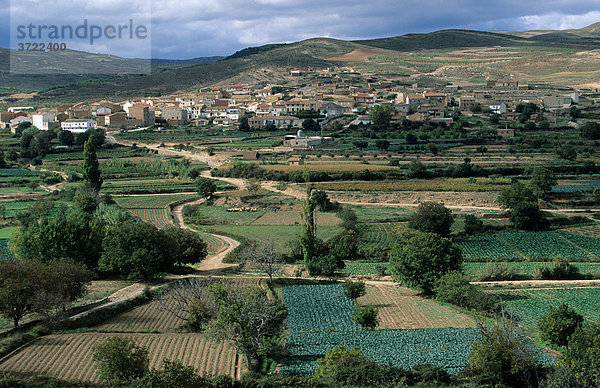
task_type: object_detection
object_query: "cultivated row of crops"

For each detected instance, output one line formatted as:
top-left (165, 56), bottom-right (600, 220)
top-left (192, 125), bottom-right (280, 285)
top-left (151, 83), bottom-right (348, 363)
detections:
top-left (281, 328), bottom-right (481, 375)
top-left (281, 284), bottom-right (482, 376)
top-left (0, 168), bottom-right (47, 176)
top-left (491, 287), bottom-right (600, 331)
top-left (360, 222), bottom-right (398, 251)
top-left (0, 333), bottom-right (240, 382)
top-left (458, 231), bottom-right (600, 260)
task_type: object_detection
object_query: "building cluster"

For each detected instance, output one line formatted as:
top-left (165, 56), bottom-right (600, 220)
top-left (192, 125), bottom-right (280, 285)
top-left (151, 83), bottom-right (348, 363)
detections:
top-left (2, 69), bottom-right (598, 145)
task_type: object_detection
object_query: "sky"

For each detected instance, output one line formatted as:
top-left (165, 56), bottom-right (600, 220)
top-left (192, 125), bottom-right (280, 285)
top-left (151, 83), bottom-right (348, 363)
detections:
top-left (1, 0), bottom-right (599, 59)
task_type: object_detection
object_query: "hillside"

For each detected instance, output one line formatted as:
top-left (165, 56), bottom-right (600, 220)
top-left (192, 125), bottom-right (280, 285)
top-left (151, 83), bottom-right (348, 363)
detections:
top-left (15, 23), bottom-right (600, 103)
top-left (0, 49), bottom-right (223, 92)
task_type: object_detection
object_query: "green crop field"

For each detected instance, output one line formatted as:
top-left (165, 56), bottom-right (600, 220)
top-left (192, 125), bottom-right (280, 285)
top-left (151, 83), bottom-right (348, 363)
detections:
top-left (0, 227), bottom-right (16, 240)
top-left (206, 225), bottom-right (343, 252)
top-left (491, 287), bottom-right (600, 332)
top-left (458, 231), bottom-right (600, 261)
top-left (360, 222), bottom-right (398, 251)
top-left (280, 283), bottom-right (489, 376)
top-left (114, 194), bottom-right (197, 229)
top-left (464, 262), bottom-right (600, 278)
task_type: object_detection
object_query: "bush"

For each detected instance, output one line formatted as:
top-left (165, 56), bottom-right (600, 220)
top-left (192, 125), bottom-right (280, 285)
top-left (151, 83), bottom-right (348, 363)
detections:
top-left (476, 262), bottom-right (522, 282)
top-left (93, 337), bottom-right (149, 384)
top-left (537, 303), bottom-right (583, 347)
top-left (306, 253), bottom-right (345, 277)
top-left (342, 280), bottom-right (366, 302)
top-left (434, 271), bottom-right (499, 313)
top-left (534, 257), bottom-right (582, 280)
top-left (463, 214), bottom-right (485, 235)
top-left (408, 202), bottom-right (454, 237)
top-left (352, 304), bottom-right (379, 329)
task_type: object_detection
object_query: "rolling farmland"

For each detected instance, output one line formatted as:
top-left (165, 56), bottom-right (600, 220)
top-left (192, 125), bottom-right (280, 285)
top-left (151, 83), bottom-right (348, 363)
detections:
top-left (0, 333), bottom-right (241, 382)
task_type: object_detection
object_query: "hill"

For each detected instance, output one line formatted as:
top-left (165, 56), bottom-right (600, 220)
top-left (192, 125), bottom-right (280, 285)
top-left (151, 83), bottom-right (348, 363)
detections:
top-left (0, 49), bottom-right (223, 92)
top-left (15, 23), bottom-right (600, 103)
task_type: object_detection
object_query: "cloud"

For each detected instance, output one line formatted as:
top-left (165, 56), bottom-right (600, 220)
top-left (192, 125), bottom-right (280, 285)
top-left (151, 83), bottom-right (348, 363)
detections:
top-left (520, 11), bottom-right (600, 30)
top-left (2, 0), bottom-right (600, 59)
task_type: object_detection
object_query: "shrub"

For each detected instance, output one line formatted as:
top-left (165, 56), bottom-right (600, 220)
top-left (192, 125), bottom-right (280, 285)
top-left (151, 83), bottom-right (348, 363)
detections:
top-left (463, 214), bottom-right (485, 235)
top-left (93, 337), bottom-right (149, 384)
top-left (352, 304), bottom-right (379, 329)
top-left (434, 271), bottom-right (499, 313)
top-left (408, 202), bottom-right (454, 237)
top-left (534, 257), bottom-right (581, 280)
top-left (342, 280), bottom-right (366, 302)
top-left (537, 303), bottom-right (583, 347)
top-left (476, 262), bottom-right (522, 282)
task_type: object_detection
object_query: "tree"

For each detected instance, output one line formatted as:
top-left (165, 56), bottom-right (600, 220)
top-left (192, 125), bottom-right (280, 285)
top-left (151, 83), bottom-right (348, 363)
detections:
top-left (246, 240), bottom-right (283, 283)
top-left (195, 177), bottom-right (217, 198)
top-left (302, 118), bottom-right (320, 132)
top-left (476, 145), bottom-right (488, 155)
top-left (0, 259), bottom-right (43, 327)
top-left (389, 229), bottom-right (463, 294)
top-left (162, 226), bottom-right (208, 267)
top-left (342, 280), bottom-right (366, 302)
top-left (569, 106), bottom-right (583, 119)
top-left (469, 319), bottom-right (546, 388)
top-left (245, 177), bottom-right (261, 196)
top-left (463, 214), bottom-right (485, 235)
top-left (369, 104), bottom-right (393, 127)
top-left (560, 322), bottom-right (600, 387)
top-left (83, 135), bottom-right (103, 193)
top-left (205, 281), bottom-right (287, 370)
top-left (530, 167), bottom-right (557, 197)
top-left (99, 220), bottom-right (176, 279)
top-left (135, 360), bottom-right (215, 388)
top-left (352, 304), bottom-right (379, 329)
top-left (73, 184), bottom-right (99, 214)
top-left (509, 202), bottom-right (548, 231)
top-left (408, 202), bottom-right (454, 237)
top-left (353, 140), bottom-right (368, 149)
top-left (238, 115), bottom-right (250, 131)
top-left (407, 160), bottom-right (428, 178)
top-left (93, 337), bottom-right (149, 385)
top-left (537, 303), bottom-right (583, 348)
top-left (338, 207), bottom-right (359, 235)
top-left (311, 189), bottom-right (335, 212)
top-left (497, 182), bottom-right (538, 210)
top-left (58, 130), bottom-right (74, 146)
top-left (580, 121), bottom-right (600, 140)
top-left (375, 139), bottom-right (390, 151)
top-left (306, 253), bottom-right (345, 276)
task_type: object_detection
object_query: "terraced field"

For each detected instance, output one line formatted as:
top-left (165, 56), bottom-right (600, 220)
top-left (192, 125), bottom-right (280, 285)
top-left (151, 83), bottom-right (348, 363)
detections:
top-left (358, 284), bottom-right (476, 329)
top-left (114, 194), bottom-right (197, 229)
top-left (360, 222), bottom-right (398, 251)
top-left (464, 261), bottom-right (600, 278)
top-left (252, 211), bottom-right (340, 226)
top-left (458, 230), bottom-right (600, 260)
top-left (0, 333), bottom-right (241, 382)
top-left (491, 287), bottom-right (600, 331)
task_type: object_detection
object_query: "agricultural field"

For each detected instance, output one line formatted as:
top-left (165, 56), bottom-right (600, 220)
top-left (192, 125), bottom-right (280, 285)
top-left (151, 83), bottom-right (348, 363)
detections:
top-left (358, 284), bottom-right (476, 329)
top-left (360, 222), bottom-right (398, 251)
top-left (464, 261), bottom-right (600, 279)
top-left (341, 261), bottom-right (390, 276)
top-left (114, 194), bottom-right (197, 229)
top-left (0, 228), bottom-right (16, 240)
top-left (490, 287), bottom-right (600, 332)
top-left (313, 177), bottom-right (510, 192)
top-left (206, 225), bottom-right (343, 252)
top-left (458, 230), bottom-right (600, 261)
top-left (282, 328), bottom-right (481, 375)
top-left (102, 179), bottom-right (197, 194)
top-left (280, 283), bottom-right (480, 376)
top-left (0, 333), bottom-right (241, 382)
top-left (259, 163), bottom-right (396, 173)
top-left (252, 211), bottom-right (340, 226)
top-left (0, 239), bottom-right (11, 259)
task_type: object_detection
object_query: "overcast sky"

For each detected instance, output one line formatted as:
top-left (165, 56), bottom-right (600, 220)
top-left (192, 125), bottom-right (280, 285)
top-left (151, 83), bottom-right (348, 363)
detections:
top-left (1, 0), bottom-right (599, 59)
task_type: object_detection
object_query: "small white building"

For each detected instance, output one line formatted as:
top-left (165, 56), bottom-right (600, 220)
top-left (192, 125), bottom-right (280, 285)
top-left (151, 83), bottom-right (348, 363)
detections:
top-left (32, 113), bottom-right (55, 131)
top-left (489, 102), bottom-right (507, 114)
top-left (9, 116), bottom-right (33, 133)
top-left (61, 119), bottom-right (95, 133)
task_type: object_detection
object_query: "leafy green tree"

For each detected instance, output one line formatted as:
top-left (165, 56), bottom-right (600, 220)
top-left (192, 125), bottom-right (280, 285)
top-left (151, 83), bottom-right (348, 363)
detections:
top-left (302, 118), bottom-right (320, 132)
top-left (205, 282), bottom-right (287, 370)
top-left (469, 319), bottom-right (546, 388)
top-left (375, 139), bottom-right (390, 151)
top-left (134, 360), bottom-right (216, 388)
top-left (433, 271), bottom-right (498, 312)
top-left (93, 337), bottom-right (149, 385)
top-left (352, 304), bottom-right (379, 329)
top-left (353, 140), bottom-right (368, 149)
top-left (407, 160), bottom-right (428, 178)
top-left (195, 177), bottom-right (217, 198)
top-left (509, 201), bottom-right (548, 231)
top-left (0, 259), bottom-right (43, 327)
top-left (369, 104), bottom-right (393, 127)
top-left (580, 121), bottom-right (600, 140)
top-left (83, 135), bottom-right (103, 193)
top-left (338, 207), bottom-right (359, 235)
top-left (463, 214), bottom-right (485, 235)
top-left (306, 253), bottom-right (344, 276)
top-left (530, 167), bottom-right (557, 197)
top-left (569, 106), bottom-right (583, 119)
top-left (561, 322), bottom-right (600, 387)
top-left (162, 226), bottom-right (208, 267)
top-left (538, 303), bottom-right (583, 348)
top-left (408, 202), bottom-right (454, 237)
top-left (327, 233), bottom-right (359, 262)
top-left (389, 229), bottom-right (463, 294)
top-left (245, 177), bottom-right (262, 196)
top-left (498, 182), bottom-right (538, 209)
top-left (342, 280), bottom-right (366, 302)
top-left (238, 115), bottom-right (250, 131)
top-left (311, 189), bottom-right (335, 212)
top-left (99, 220), bottom-right (175, 279)
top-left (73, 184), bottom-right (99, 214)
top-left (58, 130), bottom-right (74, 146)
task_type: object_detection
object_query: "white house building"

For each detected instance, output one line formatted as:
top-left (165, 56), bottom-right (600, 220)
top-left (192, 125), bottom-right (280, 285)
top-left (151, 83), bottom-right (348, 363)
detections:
top-left (61, 119), bottom-right (95, 133)
top-left (32, 113), bottom-right (55, 131)
top-left (489, 102), bottom-right (507, 115)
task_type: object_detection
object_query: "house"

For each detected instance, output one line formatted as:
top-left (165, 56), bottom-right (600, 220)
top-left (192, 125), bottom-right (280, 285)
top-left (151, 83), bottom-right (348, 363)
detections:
top-left (248, 115), bottom-right (301, 129)
top-left (0, 112), bottom-right (16, 129)
top-left (32, 113), bottom-right (55, 131)
top-left (543, 95), bottom-right (572, 109)
top-left (288, 157), bottom-right (304, 165)
top-left (319, 102), bottom-right (347, 118)
top-left (489, 102), bottom-right (507, 114)
top-left (61, 119), bottom-right (95, 133)
top-left (161, 106), bottom-right (188, 126)
top-left (105, 112), bottom-right (129, 128)
top-left (129, 104), bottom-right (156, 127)
top-left (9, 116), bottom-right (33, 133)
